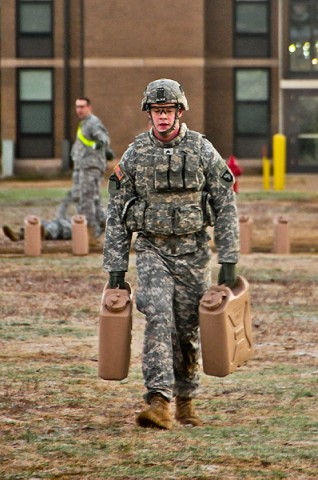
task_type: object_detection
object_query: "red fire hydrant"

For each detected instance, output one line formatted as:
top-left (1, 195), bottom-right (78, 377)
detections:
top-left (227, 155), bottom-right (243, 193)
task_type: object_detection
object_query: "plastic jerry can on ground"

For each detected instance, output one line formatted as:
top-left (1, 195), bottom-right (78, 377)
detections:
top-left (24, 215), bottom-right (41, 256)
top-left (239, 215), bottom-right (253, 254)
top-left (71, 215), bottom-right (88, 256)
top-left (98, 283), bottom-right (133, 380)
top-left (273, 216), bottom-right (290, 254)
top-left (199, 275), bottom-right (253, 377)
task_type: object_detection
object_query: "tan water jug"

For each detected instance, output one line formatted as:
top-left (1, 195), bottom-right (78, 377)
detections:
top-left (199, 275), bottom-right (253, 377)
top-left (71, 215), bottom-right (88, 256)
top-left (239, 215), bottom-right (253, 254)
top-left (98, 283), bottom-right (133, 380)
top-left (273, 216), bottom-right (290, 254)
top-left (24, 215), bottom-right (41, 256)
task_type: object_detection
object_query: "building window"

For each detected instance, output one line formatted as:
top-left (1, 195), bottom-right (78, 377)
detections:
top-left (234, 0), bottom-right (270, 57)
top-left (288, 0), bottom-right (318, 73)
top-left (17, 69), bottom-right (54, 158)
top-left (234, 69), bottom-right (270, 157)
top-left (17, 0), bottom-right (53, 58)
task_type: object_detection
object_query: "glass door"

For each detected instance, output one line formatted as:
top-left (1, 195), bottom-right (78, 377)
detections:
top-left (285, 90), bottom-right (318, 172)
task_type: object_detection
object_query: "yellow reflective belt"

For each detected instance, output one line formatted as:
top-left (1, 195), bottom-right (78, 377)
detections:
top-left (77, 125), bottom-right (96, 148)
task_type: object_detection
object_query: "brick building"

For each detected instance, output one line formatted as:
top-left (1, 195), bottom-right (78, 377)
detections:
top-left (1, 0), bottom-right (318, 175)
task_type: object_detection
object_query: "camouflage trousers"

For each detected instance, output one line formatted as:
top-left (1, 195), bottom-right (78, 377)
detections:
top-left (79, 168), bottom-right (105, 237)
top-left (42, 218), bottom-right (72, 240)
top-left (135, 243), bottom-right (212, 403)
top-left (56, 170), bottom-right (80, 219)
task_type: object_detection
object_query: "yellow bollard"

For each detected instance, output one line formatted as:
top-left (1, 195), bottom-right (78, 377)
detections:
top-left (273, 133), bottom-right (286, 191)
top-left (262, 156), bottom-right (271, 191)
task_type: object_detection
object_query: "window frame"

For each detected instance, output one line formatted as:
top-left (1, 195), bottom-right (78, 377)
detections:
top-left (17, 68), bottom-right (54, 158)
top-left (234, 68), bottom-right (271, 158)
top-left (287, 0), bottom-right (318, 77)
top-left (16, 0), bottom-right (54, 58)
top-left (233, 0), bottom-right (271, 58)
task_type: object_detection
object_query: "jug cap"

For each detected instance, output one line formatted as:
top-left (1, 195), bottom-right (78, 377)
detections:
top-left (73, 214), bottom-right (86, 224)
top-left (105, 291), bottom-right (130, 312)
top-left (26, 215), bottom-right (40, 225)
top-left (276, 215), bottom-right (288, 224)
top-left (201, 288), bottom-right (227, 311)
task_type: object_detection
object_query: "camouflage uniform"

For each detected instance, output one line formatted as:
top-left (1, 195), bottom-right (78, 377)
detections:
top-left (103, 122), bottom-right (239, 403)
top-left (56, 169), bottom-right (81, 219)
top-left (71, 113), bottom-right (110, 237)
top-left (56, 168), bottom-right (106, 229)
top-left (2, 169), bottom-right (106, 241)
top-left (3, 205), bottom-right (106, 243)
top-left (3, 217), bottom-right (74, 242)
top-left (42, 218), bottom-right (73, 240)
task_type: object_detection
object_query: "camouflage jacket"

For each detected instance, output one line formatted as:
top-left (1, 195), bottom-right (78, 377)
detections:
top-left (71, 114), bottom-right (110, 173)
top-left (103, 123), bottom-right (239, 272)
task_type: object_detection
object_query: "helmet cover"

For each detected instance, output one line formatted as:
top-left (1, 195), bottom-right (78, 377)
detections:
top-left (141, 78), bottom-right (189, 111)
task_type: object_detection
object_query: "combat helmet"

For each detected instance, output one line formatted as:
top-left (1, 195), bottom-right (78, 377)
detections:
top-left (141, 79), bottom-right (189, 111)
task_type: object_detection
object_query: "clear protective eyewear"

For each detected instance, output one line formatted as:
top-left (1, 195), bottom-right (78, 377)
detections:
top-left (150, 105), bottom-right (178, 115)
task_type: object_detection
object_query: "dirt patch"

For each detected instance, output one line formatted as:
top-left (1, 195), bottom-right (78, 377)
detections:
top-left (0, 174), bottom-right (317, 478)
top-left (0, 252), bottom-right (317, 479)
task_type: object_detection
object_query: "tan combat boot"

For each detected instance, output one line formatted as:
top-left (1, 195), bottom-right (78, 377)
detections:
top-left (136, 393), bottom-right (173, 430)
top-left (3, 226), bottom-right (24, 242)
top-left (175, 397), bottom-right (203, 426)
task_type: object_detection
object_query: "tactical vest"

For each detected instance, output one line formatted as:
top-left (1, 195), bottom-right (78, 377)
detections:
top-left (125, 130), bottom-right (215, 236)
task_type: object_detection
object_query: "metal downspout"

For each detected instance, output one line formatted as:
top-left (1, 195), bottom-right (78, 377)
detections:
top-left (80, 0), bottom-right (85, 96)
top-left (62, 0), bottom-right (71, 171)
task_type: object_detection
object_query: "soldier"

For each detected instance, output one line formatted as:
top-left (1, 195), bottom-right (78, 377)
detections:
top-left (71, 97), bottom-right (112, 245)
top-left (57, 167), bottom-right (106, 228)
top-left (56, 168), bottom-right (80, 219)
top-left (2, 193), bottom-right (106, 242)
top-left (3, 212), bottom-right (106, 242)
top-left (3, 218), bottom-right (73, 241)
top-left (103, 79), bottom-right (239, 430)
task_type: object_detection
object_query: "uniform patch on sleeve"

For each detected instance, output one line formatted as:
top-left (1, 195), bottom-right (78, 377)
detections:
top-left (220, 167), bottom-right (234, 183)
top-left (219, 165), bottom-right (235, 189)
top-left (114, 164), bottom-right (125, 181)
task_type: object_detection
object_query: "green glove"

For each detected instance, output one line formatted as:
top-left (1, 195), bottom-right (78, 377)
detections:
top-left (93, 140), bottom-right (104, 150)
top-left (218, 264), bottom-right (237, 289)
top-left (105, 146), bottom-right (115, 160)
top-left (109, 271), bottom-right (126, 289)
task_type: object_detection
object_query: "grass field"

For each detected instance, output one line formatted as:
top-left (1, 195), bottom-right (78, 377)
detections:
top-left (0, 177), bottom-right (317, 479)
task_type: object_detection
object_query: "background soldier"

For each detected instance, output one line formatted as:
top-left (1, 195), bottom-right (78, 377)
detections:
top-left (72, 97), bottom-right (112, 245)
top-left (57, 167), bottom-right (106, 228)
top-left (3, 188), bottom-right (106, 242)
top-left (3, 217), bottom-right (73, 242)
top-left (2, 213), bottom-right (107, 242)
top-left (56, 168), bottom-right (81, 219)
top-left (103, 79), bottom-right (240, 430)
